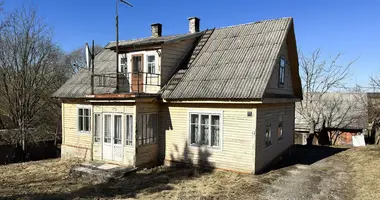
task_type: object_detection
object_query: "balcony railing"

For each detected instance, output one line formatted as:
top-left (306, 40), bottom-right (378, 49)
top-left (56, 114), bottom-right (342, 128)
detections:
top-left (91, 72), bottom-right (161, 94)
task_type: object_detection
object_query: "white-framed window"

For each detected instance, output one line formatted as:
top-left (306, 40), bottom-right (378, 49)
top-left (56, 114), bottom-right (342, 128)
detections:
top-left (138, 113), bottom-right (158, 146)
top-left (189, 112), bottom-right (221, 148)
top-left (104, 114), bottom-right (112, 143)
top-left (120, 56), bottom-right (128, 73)
top-left (114, 115), bottom-right (122, 144)
top-left (94, 113), bottom-right (102, 142)
top-left (265, 117), bottom-right (272, 147)
top-left (279, 57), bottom-right (285, 86)
top-left (78, 106), bottom-right (91, 133)
top-left (278, 113), bottom-right (283, 140)
top-left (125, 114), bottom-right (133, 146)
top-left (147, 55), bottom-right (156, 74)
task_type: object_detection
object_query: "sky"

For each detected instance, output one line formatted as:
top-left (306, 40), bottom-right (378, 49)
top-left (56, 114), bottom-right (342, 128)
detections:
top-left (3, 0), bottom-right (380, 87)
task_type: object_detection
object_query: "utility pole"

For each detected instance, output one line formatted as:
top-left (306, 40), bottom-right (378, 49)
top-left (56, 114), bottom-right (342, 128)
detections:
top-left (116, 0), bottom-right (133, 92)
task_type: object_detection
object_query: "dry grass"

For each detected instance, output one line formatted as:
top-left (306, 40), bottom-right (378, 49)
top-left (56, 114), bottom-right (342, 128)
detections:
top-left (0, 159), bottom-right (86, 199)
top-left (341, 145), bottom-right (380, 200)
top-left (3, 146), bottom-right (378, 199)
top-left (0, 159), bottom-right (276, 200)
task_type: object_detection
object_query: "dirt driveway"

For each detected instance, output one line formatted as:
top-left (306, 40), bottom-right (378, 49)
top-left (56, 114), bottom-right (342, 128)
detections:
top-left (259, 146), bottom-right (352, 200)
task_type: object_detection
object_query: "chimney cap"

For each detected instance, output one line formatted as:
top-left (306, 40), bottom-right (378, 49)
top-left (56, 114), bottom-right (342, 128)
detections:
top-left (151, 23), bottom-right (162, 26)
top-left (187, 17), bottom-right (200, 20)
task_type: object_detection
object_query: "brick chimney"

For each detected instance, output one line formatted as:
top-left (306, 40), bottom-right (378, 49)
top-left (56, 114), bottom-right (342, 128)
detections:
top-left (151, 23), bottom-right (162, 37)
top-left (188, 17), bottom-right (200, 33)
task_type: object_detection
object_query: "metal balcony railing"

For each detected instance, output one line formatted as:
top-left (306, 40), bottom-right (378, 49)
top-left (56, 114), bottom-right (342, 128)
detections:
top-left (91, 72), bottom-right (161, 94)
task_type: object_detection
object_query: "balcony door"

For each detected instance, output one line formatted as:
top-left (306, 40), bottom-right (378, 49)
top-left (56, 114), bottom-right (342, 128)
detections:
top-left (103, 114), bottom-right (123, 162)
top-left (131, 55), bottom-right (144, 92)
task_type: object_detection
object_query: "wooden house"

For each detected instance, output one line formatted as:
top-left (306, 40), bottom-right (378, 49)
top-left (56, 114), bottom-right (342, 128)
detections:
top-left (53, 17), bottom-right (302, 173)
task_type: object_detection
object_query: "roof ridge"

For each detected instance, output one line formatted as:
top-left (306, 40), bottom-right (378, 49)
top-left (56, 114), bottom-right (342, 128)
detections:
top-left (215, 17), bottom-right (292, 30)
top-left (107, 33), bottom-right (188, 44)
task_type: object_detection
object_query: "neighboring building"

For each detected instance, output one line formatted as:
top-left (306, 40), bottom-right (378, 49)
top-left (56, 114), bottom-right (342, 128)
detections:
top-left (53, 17), bottom-right (302, 173)
top-left (295, 92), bottom-right (368, 145)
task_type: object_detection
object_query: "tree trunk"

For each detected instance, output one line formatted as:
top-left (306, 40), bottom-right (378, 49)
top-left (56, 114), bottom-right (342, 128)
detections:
top-left (307, 120), bottom-right (316, 145)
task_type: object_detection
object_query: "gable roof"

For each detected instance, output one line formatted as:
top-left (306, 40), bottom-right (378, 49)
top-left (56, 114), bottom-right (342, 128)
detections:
top-left (161, 17), bottom-right (295, 100)
top-left (53, 17), bottom-right (299, 100)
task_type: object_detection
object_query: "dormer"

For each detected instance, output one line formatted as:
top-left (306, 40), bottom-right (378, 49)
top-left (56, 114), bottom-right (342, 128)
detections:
top-left (92, 19), bottom-right (202, 96)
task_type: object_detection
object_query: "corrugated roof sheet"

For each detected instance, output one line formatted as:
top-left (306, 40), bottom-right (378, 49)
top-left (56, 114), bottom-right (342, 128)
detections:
top-left (162, 17), bottom-right (293, 100)
top-left (52, 49), bottom-right (116, 98)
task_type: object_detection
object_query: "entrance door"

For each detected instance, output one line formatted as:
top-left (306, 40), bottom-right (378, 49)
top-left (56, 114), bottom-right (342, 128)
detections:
top-left (102, 114), bottom-right (123, 162)
top-left (131, 55), bottom-right (144, 92)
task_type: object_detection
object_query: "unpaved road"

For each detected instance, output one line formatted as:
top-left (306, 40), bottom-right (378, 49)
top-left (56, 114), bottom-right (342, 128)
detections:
top-left (259, 146), bottom-right (352, 200)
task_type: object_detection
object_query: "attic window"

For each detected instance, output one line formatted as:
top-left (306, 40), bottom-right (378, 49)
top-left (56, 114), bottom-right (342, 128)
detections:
top-left (279, 57), bottom-right (285, 86)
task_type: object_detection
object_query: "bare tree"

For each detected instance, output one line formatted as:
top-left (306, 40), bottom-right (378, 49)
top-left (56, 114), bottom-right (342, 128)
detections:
top-left (296, 48), bottom-right (357, 144)
top-left (0, 6), bottom-right (62, 155)
top-left (67, 44), bottom-right (103, 73)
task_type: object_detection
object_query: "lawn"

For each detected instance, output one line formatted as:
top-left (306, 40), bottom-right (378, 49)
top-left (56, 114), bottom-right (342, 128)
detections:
top-left (0, 145), bottom-right (379, 200)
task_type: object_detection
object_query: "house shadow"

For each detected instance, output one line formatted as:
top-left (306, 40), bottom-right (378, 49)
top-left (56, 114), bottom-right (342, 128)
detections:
top-left (261, 144), bottom-right (349, 173)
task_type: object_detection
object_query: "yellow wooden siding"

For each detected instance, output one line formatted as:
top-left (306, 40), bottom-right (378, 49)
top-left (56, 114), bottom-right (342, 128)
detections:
top-left (93, 143), bottom-right (102, 161)
top-left (254, 103), bottom-right (295, 173)
top-left (136, 144), bottom-right (159, 166)
top-left (62, 103), bottom-right (92, 149)
top-left (161, 38), bottom-right (196, 85)
top-left (161, 103), bottom-right (255, 173)
top-left (265, 40), bottom-right (294, 95)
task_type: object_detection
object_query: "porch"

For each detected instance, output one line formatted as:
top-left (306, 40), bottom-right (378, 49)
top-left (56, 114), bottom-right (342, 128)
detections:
top-left (91, 103), bottom-right (160, 169)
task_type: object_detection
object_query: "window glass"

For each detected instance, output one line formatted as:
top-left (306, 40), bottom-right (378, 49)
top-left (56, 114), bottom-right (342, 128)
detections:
top-left (78, 108), bottom-right (90, 132)
top-left (126, 115), bottom-right (133, 145)
top-left (94, 114), bottom-right (101, 142)
top-left (200, 115), bottom-right (209, 145)
top-left (114, 115), bottom-right (122, 144)
top-left (265, 118), bottom-right (272, 146)
top-left (121, 57), bottom-right (128, 73)
top-left (190, 113), bottom-right (221, 148)
top-left (190, 114), bottom-right (199, 144)
top-left (279, 57), bottom-right (285, 85)
top-left (104, 114), bottom-right (112, 143)
top-left (278, 114), bottom-right (283, 140)
top-left (147, 55), bottom-right (155, 74)
top-left (137, 113), bottom-right (157, 146)
top-left (211, 115), bottom-right (220, 147)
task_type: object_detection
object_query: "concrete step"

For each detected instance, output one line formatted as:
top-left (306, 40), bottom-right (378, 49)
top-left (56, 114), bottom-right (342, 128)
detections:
top-left (70, 162), bottom-right (137, 182)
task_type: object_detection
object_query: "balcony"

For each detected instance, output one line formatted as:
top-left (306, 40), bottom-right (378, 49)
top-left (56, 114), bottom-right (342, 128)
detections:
top-left (91, 72), bottom-right (161, 97)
